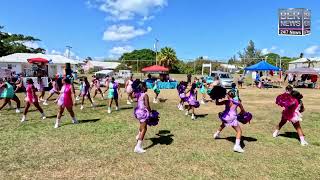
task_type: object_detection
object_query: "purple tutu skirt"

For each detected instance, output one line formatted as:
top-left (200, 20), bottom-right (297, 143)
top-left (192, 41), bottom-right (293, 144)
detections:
top-left (134, 108), bottom-right (160, 126)
top-left (218, 112), bottom-right (239, 127)
top-left (50, 88), bottom-right (58, 94)
top-left (179, 93), bottom-right (188, 102)
top-left (188, 99), bottom-right (200, 108)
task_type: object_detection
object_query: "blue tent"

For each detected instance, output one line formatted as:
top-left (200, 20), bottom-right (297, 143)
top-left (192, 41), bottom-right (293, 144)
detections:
top-left (244, 61), bottom-right (281, 71)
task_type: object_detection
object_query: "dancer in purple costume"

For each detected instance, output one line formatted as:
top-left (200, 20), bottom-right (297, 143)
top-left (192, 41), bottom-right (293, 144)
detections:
top-left (185, 83), bottom-right (200, 120)
top-left (177, 81), bottom-right (188, 111)
top-left (213, 90), bottom-right (247, 153)
top-left (133, 81), bottom-right (159, 154)
top-left (80, 77), bottom-right (95, 110)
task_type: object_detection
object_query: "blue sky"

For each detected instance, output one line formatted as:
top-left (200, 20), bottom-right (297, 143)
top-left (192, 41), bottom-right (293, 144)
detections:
top-left (1, 0), bottom-right (320, 61)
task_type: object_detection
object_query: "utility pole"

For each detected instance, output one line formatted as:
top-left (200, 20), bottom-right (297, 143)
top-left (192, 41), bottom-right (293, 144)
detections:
top-left (66, 46), bottom-right (72, 58)
top-left (155, 39), bottom-right (159, 65)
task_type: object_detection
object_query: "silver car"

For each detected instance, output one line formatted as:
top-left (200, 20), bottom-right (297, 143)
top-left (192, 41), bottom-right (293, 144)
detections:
top-left (210, 71), bottom-right (234, 88)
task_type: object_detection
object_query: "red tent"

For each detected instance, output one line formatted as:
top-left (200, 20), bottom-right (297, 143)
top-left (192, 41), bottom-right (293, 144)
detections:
top-left (27, 57), bottom-right (49, 64)
top-left (142, 65), bottom-right (169, 72)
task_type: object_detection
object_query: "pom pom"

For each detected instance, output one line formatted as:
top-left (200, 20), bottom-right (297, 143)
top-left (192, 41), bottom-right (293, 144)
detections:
top-left (237, 112), bottom-right (253, 124)
top-left (276, 93), bottom-right (295, 108)
top-left (147, 110), bottom-right (160, 126)
top-left (209, 86), bottom-right (227, 100)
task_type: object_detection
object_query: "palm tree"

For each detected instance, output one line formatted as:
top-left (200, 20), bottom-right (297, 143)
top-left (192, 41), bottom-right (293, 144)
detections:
top-left (157, 47), bottom-right (178, 68)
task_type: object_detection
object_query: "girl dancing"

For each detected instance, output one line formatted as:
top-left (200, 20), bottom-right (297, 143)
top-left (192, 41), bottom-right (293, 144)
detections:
top-left (21, 79), bottom-right (46, 122)
top-left (273, 85), bottom-right (308, 146)
top-left (54, 78), bottom-right (78, 128)
top-left (185, 83), bottom-right (200, 120)
top-left (133, 80), bottom-right (159, 153)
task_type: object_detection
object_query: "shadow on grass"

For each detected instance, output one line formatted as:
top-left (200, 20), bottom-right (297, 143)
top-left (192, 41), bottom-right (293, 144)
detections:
top-left (218, 136), bottom-right (257, 148)
top-left (46, 115), bottom-right (59, 119)
top-left (159, 98), bottom-right (168, 103)
top-left (79, 118), bottom-right (100, 123)
top-left (95, 104), bottom-right (107, 108)
top-left (195, 114), bottom-right (208, 119)
top-left (145, 130), bottom-right (174, 150)
top-left (279, 132), bottom-right (299, 140)
top-left (120, 106), bottom-right (133, 110)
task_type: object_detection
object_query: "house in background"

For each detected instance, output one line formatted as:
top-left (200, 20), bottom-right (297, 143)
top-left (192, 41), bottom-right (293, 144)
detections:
top-left (83, 60), bottom-right (121, 73)
top-left (0, 53), bottom-right (79, 76)
top-left (288, 57), bottom-right (320, 71)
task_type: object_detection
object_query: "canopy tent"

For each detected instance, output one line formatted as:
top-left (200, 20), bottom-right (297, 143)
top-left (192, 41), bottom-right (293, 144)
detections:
top-left (142, 65), bottom-right (169, 72)
top-left (27, 57), bottom-right (49, 64)
top-left (286, 67), bottom-right (319, 75)
top-left (244, 61), bottom-right (281, 71)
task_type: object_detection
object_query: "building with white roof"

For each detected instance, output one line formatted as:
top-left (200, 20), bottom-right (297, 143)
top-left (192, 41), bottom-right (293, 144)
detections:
top-left (288, 57), bottom-right (320, 71)
top-left (0, 53), bottom-right (80, 76)
top-left (83, 60), bottom-right (120, 72)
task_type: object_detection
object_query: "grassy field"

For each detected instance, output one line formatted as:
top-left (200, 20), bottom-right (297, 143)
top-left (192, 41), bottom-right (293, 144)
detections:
top-left (0, 80), bottom-right (320, 179)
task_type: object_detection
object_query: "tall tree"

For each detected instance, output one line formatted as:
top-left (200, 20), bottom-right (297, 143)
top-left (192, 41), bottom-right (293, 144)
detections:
top-left (0, 26), bottom-right (45, 57)
top-left (157, 47), bottom-right (178, 68)
top-left (238, 40), bottom-right (262, 66)
top-left (119, 49), bottom-right (156, 72)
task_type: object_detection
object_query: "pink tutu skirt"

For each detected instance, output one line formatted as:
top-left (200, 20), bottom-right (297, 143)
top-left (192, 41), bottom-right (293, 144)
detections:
top-left (25, 96), bottom-right (39, 104)
top-left (126, 86), bottom-right (133, 94)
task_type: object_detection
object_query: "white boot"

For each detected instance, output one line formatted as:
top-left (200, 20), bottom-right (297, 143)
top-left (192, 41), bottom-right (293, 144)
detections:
top-left (54, 119), bottom-right (60, 128)
top-left (233, 145), bottom-right (244, 153)
top-left (213, 131), bottom-right (220, 139)
top-left (21, 115), bottom-right (26, 122)
top-left (201, 100), bottom-right (205, 104)
top-left (41, 113), bottom-right (46, 120)
top-left (115, 106), bottom-right (119, 111)
top-left (301, 140), bottom-right (309, 146)
top-left (80, 105), bottom-right (84, 110)
top-left (43, 101), bottom-right (48, 106)
top-left (127, 100), bottom-right (132, 105)
top-left (107, 107), bottom-right (111, 114)
top-left (72, 117), bottom-right (79, 124)
top-left (134, 140), bottom-right (146, 154)
top-left (15, 109), bottom-right (21, 113)
top-left (76, 96), bottom-right (80, 101)
top-left (272, 130), bottom-right (279, 138)
top-left (191, 114), bottom-right (195, 120)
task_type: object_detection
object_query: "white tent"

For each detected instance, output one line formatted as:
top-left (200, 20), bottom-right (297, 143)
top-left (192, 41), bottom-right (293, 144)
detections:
top-left (0, 53), bottom-right (80, 76)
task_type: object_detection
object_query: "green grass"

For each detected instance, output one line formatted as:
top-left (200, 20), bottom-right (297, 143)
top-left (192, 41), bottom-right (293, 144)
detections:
top-left (0, 86), bottom-right (320, 179)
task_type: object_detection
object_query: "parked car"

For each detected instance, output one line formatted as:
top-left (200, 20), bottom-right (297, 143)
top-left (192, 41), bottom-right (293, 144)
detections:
top-left (208, 71), bottom-right (234, 88)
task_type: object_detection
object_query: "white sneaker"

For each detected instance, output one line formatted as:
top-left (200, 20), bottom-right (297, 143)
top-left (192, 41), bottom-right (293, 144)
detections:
top-left (185, 111), bottom-right (189, 116)
top-left (191, 114), bottom-right (195, 120)
top-left (80, 105), bottom-right (84, 110)
top-left (41, 114), bottom-right (46, 120)
top-left (130, 99), bottom-right (134, 103)
top-left (177, 104), bottom-right (181, 109)
top-left (72, 119), bottom-right (79, 124)
top-left (43, 101), bottom-right (48, 106)
top-left (75, 96), bottom-right (80, 101)
top-left (301, 140), bottom-right (309, 146)
top-left (54, 123), bottom-right (59, 128)
top-left (134, 146), bottom-right (146, 154)
top-left (21, 115), bottom-right (26, 123)
top-left (115, 107), bottom-right (119, 111)
top-left (272, 130), bottom-right (279, 138)
top-left (213, 132), bottom-right (220, 139)
top-left (127, 101), bottom-right (132, 105)
top-left (201, 100), bottom-right (205, 104)
top-left (108, 108), bottom-right (111, 114)
top-left (15, 109), bottom-right (21, 113)
top-left (233, 145), bottom-right (244, 153)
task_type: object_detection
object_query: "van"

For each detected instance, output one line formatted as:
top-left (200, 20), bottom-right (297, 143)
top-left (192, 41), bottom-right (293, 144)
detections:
top-left (210, 71), bottom-right (234, 88)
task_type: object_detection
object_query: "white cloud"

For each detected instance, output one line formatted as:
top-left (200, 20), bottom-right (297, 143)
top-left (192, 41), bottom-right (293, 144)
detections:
top-left (109, 45), bottom-right (133, 57)
top-left (50, 49), bottom-right (62, 55)
top-left (271, 46), bottom-right (277, 51)
top-left (304, 45), bottom-right (320, 56)
top-left (22, 41), bottom-right (40, 49)
top-left (95, 0), bottom-right (167, 21)
top-left (103, 25), bottom-right (152, 41)
top-left (261, 48), bottom-right (270, 55)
